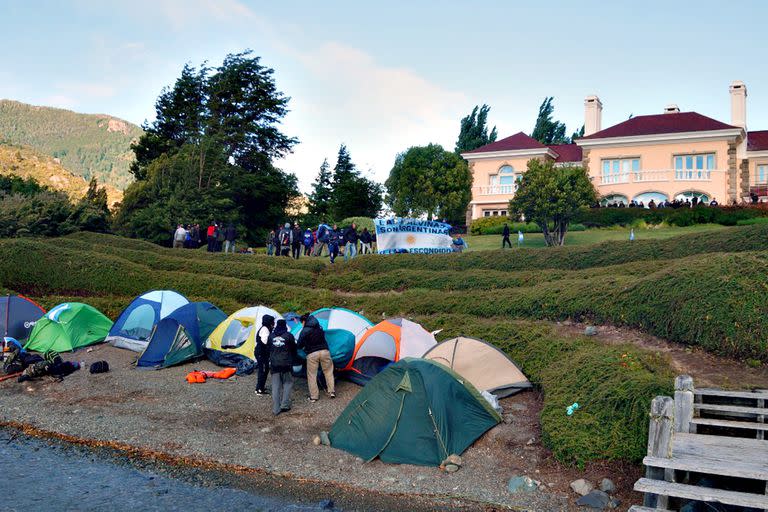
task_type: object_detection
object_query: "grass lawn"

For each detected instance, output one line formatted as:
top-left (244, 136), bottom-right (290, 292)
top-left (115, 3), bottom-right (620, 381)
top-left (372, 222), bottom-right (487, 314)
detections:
top-left (465, 223), bottom-right (728, 251)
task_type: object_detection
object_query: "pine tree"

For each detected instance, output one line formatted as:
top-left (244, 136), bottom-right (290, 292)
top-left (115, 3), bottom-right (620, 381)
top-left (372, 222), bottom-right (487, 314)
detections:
top-left (329, 144), bottom-right (382, 220)
top-left (455, 104), bottom-right (497, 154)
top-left (308, 158), bottom-right (333, 220)
top-left (531, 97), bottom-right (569, 145)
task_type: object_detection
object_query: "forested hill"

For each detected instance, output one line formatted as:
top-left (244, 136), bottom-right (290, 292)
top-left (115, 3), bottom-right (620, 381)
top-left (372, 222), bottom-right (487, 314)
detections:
top-left (0, 100), bottom-right (143, 189)
top-left (0, 143), bottom-right (122, 207)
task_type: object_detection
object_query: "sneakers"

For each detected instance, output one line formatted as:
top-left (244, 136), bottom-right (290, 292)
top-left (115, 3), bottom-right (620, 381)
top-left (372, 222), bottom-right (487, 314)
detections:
top-left (255, 389), bottom-right (267, 396)
top-left (307, 397), bottom-right (318, 403)
top-left (280, 407), bottom-right (291, 412)
top-left (328, 392), bottom-right (336, 399)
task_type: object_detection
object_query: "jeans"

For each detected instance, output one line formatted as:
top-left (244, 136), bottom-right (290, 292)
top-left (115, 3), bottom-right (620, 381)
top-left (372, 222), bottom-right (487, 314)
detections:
top-left (328, 243), bottom-right (339, 263)
top-left (344, 242), bottom-right (357, 262)
top-left (360, 242), bottom-right (372, 254)
top-left (224, 240), bottom-right (236, 253)
top-left (271, 371), bottom-right (294, 414)
top-left (306, 349), bottom-right (334, 400)
top-left (267, 244), bottom-right (274, 256)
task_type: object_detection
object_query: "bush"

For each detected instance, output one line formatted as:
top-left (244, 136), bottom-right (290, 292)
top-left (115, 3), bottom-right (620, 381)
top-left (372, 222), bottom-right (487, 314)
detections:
top-left (338, 216), bottom-right (374, 233)
top-left (470, 216), bottom-right (586, 235)
top-left (574, 205), bottom-right (768, 228)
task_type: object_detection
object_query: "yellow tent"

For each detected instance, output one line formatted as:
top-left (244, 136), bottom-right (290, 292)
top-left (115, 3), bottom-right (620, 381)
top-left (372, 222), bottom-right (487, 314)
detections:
top-left (205, 306), bottom-right (282, 360)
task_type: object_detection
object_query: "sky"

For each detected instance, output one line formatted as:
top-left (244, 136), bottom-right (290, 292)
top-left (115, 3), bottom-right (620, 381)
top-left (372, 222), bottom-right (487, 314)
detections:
top-left (2, 0), bottom-right (768, 192)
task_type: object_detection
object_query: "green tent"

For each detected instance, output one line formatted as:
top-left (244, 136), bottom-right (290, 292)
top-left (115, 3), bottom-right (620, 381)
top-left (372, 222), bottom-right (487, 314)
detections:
top-left (25, 302), bottom-right (113, 353)
top-left (329, 358), bottom-right (501, 466)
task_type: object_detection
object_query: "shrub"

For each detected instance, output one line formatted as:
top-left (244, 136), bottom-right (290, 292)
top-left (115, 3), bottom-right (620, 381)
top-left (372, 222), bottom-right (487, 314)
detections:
top-left (338, 216), bottom-right (374, 233)
top-left (470, 216), bottom-right (585, 235)
top-left (574, 205), bottom-right (768, 228)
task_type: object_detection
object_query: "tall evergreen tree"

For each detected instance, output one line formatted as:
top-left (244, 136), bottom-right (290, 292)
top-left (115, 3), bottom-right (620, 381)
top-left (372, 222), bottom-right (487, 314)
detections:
top-left (531, 97), bottom-right (569, 145)
top-left (308, 158), bottom-right (333, 220)
top-left (455, 104), bottom-right (498, 154)
top-left (571, 124), bottom-right (585, 141)
top-left (329, 144), bottom-right (382, 220)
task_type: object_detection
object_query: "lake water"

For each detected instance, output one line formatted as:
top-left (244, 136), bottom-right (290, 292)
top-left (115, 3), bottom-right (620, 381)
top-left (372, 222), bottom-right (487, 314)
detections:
top-left (0, 434), bottom-right (336, 512)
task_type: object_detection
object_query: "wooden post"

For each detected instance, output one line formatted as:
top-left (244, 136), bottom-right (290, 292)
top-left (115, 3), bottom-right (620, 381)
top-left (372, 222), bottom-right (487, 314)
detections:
top-left (675, 375), bottom-right (695, 434)
top-left (644, 395), bottom-right (675, 508)
top-left (758, 397), bottom-right (765, 441)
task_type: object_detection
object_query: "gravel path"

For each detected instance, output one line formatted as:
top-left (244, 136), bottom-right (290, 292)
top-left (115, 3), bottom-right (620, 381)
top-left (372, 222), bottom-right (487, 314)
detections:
top-left (0, 345), bottom-right (637, 511)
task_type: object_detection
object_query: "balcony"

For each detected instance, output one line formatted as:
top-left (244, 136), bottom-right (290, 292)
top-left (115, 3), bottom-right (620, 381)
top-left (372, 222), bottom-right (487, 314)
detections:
top-left (475, 185), bottom-right (517, 195)
top-left (599, 169), bottom-right (722, 186)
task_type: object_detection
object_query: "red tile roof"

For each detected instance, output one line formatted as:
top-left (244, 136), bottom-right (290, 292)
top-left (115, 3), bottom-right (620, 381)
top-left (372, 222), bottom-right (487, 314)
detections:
top-left (548, 143), bottom-right (582, 163)
top-left (465, 131), bottom-right (547, 153)
top-left (748, 130), bottom-right (768, 151)
top-left (580, 112), bottom-right (738, 140)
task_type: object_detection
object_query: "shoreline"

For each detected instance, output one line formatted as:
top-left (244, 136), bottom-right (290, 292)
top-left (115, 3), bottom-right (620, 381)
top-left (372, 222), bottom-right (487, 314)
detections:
top-left (0, 422), bottom-right (509, 512)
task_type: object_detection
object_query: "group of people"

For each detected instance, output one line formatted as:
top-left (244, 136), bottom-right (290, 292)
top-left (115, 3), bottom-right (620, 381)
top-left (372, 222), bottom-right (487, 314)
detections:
top-left (266, 222), bottom-right (376, 263)
top-left (596, 197), bottom-right (719, 209)
top-left (252, 313), bottom-right (336, 416)
top-left (172, 222), bottom-right (239, 253)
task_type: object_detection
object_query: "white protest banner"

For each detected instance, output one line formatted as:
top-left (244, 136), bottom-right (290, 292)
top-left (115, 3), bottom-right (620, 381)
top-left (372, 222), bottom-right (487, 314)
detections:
top-left (374, 218), bottom-right (453, 254)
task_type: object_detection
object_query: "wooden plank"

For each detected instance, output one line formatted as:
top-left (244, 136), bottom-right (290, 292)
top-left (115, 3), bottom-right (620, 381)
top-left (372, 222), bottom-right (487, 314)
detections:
top-left (675, 375), bottom-right (694, 433)
top-left (634, 478), bottom-right (768, 508)
top-left (694, 403), bottom-right (768, 415)
top-left (628, 506), bottom-right (673, 512)
top-left (644, 396), bottom-right (675, 508)
top-left (691, 417), bottom-right (768, 432)
top-left (643, 455), bottom-right (768, 480)
top-left (696, 388), bottom-right (768, 400)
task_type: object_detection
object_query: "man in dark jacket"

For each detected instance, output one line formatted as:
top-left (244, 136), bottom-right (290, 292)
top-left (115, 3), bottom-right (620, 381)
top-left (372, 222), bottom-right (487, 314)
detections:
top-left (327, 225), bottom-right (340, 264)
top-left (268, 319), bottom-right (298, 415)
top-left (291, 223), bottom-right (303, 259)
top-left (359, 227), bottom-right (373, 254)
top-left (297, 314), bottom-right (335, 402)
top-left (224, 223), bottom-right (238, 254)
top-left (502, 223), bottom-right (512, 249)
top-left (343, 223), bottom-right (358, 262)
top-left (254, 314), bottom-right (275, 395)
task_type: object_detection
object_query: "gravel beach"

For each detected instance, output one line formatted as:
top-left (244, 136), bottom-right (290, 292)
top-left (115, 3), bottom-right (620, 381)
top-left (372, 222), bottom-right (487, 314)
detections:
top-left (0, 344), bottom-right (641, 511)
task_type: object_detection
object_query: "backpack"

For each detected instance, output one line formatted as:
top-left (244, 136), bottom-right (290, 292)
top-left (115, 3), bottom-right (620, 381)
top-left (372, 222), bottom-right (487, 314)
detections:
top-left (303, 231), bottom-right (313, 246)
top-left (270, 335), bottom-right (293, 370)
top-left (281, 231), bottom-right (290, 246)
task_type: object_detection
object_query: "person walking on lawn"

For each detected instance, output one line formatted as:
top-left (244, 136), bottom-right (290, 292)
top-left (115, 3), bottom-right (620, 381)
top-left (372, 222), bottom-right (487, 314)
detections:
top-left (502, 223), bottom-right (512, 249)
top-left (359, 227), bottom-right (373, 254)
top-left (268, 319), bottom-right (298, 415)
top-left (291, 222), bottom-right (303, 259)
top-left (297, 313), bottom-right (335, 402)
top-left (343, 223), bottom-right (359, 262)
top-left (254, 314), bottom-right (275, 396)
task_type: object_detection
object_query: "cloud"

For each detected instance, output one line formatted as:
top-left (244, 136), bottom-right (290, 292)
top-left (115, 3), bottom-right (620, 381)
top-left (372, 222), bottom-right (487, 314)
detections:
top-left (277, 42), bottom-right (467, 191)
top-left (137, 0), bottom-right (261, 30)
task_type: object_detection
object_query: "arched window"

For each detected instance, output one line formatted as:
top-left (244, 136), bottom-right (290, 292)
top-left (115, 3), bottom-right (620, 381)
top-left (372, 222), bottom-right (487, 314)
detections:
top-left (633, 192), bottom-right (668, 206)
top-left (675, 191), bottom-right (709, 203)
top-left (498, 165), bottom-right (515, 185)
top-left (600, 194), bottom-right (628, 206)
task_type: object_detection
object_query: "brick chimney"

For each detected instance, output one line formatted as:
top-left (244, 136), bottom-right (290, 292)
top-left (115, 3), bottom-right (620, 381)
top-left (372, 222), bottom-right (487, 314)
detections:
top-left (584, 95), bottom-right (602, 136)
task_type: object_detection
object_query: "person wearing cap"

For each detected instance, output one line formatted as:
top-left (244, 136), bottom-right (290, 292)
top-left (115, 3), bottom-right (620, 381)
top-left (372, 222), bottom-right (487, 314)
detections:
top-left (254, 314), bottom-right (275, 396)
top-left (278, 222), bottom-right (292, 257)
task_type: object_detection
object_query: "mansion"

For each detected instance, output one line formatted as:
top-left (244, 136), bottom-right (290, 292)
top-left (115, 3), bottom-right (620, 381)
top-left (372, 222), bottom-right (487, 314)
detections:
top-left (462, 81), bottom-right (768, 221)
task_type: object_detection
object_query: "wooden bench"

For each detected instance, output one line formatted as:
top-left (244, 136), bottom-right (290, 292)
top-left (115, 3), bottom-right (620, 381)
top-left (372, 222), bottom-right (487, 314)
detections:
top-left (633, 376), bottom-right (768, 511)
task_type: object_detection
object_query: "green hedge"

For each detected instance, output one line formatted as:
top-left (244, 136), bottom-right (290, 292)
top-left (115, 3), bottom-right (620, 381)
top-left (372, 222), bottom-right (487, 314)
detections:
top-left (469, 216), bottom-right (585, 235)
top-left (574, 205), bottom-right (768, 228)
top-left (338, 216), bottom-right (375, 233)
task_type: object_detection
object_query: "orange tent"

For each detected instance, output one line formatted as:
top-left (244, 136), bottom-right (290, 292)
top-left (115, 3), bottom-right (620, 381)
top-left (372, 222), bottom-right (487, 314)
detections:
top-left (340, 318), bottom-right (436, 384)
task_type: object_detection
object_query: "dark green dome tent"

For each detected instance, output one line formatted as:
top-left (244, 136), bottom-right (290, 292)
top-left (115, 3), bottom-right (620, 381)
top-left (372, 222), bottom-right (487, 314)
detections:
top-left (329, 358), bottom-right (501, 466)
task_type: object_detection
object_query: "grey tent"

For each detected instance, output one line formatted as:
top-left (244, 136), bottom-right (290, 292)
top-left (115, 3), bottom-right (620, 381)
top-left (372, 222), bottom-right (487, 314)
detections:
top-left (423, 336), bottom-right (531, 398)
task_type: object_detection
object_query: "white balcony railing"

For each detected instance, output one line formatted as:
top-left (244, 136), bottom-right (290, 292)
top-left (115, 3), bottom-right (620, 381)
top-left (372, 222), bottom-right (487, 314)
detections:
top-left (475, 185), bottom-right (516, 195)
top-left (599, 169), bottom-right (721, 186)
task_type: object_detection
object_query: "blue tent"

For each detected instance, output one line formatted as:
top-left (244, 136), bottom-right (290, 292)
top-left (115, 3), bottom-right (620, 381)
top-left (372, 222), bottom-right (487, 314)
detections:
top-left (0, 295), bottom-right (45, 341)
top-left (107, 290), bottom-right (189, 352)
top-left (137, 302), bottom-right (226, 369)
top-left (291, 308), bottom-right (373, 370)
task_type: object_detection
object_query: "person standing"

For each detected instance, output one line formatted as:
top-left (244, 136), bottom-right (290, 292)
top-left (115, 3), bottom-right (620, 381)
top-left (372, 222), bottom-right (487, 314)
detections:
top-left (215, 223), bottom-right (225, 252)
top-left (224, 223), bottom-right (238, 254)
top-left (266, 229), bottom-right (275, 256)
top-left (302, 228), bottom-right (314, 256)
top-left (192, 224), bottom-right (201, 248)
top-left (291, 223), bottom-right (302, 259)
top-left (173, 224), bottom-right (187, 249)
top-left (272, 228), bottom-right (281, 257)
top-left (314, 223), bottom-right (330, 256)
top-left (297, 314), bottom-right (335, 402)
top-left (359, 227), bottom-right (372, 254)
top-left (502, 223), bottom-right (512, 249)
top-left (328, 224), bottom-right (340, 264)
top-left (517, 230), bottom-right (524, 247)
top-left (254, 315), bottom-right (275, 396)
top-left (343, 223), bottom-right (359, 262)
top-left (278, 223), bottom-right (292, 257)
top-left (206, 222), bottom-right (216, 252)
top-left (268, 319), bottom-right (297, 415)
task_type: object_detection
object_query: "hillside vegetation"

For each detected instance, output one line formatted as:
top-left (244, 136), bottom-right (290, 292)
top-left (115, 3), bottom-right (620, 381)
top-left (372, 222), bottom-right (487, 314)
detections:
top-left (0, 100), bottom-right (142, 189)
top-left (0, 144), bottom-right (122, 206)
top-left (1, 226), bottom-right (766, 465)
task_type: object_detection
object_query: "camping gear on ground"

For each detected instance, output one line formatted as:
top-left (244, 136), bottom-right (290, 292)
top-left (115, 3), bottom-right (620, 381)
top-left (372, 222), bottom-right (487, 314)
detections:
top-left (24, 303), bottom-right (113, 353)
top-left (205, 305), bottom-right (283, 361)
top-left (328, 358), bottom-right (501, 466)
top-left (2, 340), bottom-right (42, 374)
top-left (290, 307), bottom-right (372, 343)
top-left (137, 302), bottom-right (226, 369)
top-left (0, 295), bottom-right (45, 341)
top-left (89, 361), bottom-right (110, 374)
top-left (339, 318), bottom-right (437, 385)
top-left (18, 350), bottom-right (80, 382)
top-left (185, 367), bottom-right (237, 383)
top-left (106, 290), bottom-right (189, 352)
top-left (422, 336), bottom-right (532, 398)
